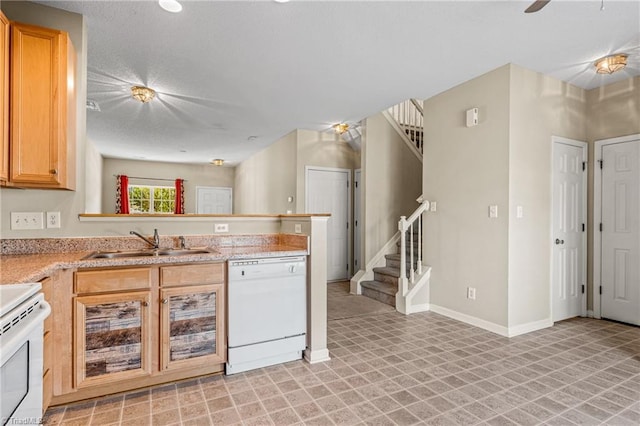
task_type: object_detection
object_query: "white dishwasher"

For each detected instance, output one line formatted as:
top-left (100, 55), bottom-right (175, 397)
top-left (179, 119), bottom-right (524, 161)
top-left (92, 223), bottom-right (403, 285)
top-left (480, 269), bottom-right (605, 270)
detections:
top-left (226, 256), bottom-right (306, 374)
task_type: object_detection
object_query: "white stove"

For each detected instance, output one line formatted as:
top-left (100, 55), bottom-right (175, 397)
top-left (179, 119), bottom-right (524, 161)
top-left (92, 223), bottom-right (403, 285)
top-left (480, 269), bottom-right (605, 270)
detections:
top-left (0, 283), bottom-right (51, 425)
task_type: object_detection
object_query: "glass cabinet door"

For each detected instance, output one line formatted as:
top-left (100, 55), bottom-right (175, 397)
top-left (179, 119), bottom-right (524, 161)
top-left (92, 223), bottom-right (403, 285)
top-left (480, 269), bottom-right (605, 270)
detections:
top-left (160, 284), bottom-right (225, 370)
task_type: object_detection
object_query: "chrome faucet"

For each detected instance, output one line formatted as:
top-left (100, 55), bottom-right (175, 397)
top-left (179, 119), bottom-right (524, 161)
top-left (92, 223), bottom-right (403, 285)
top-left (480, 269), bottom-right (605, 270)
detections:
top-left (178, 236), bottom-right (186, 249)
top-left (130, 229), bottom-right (160, 249)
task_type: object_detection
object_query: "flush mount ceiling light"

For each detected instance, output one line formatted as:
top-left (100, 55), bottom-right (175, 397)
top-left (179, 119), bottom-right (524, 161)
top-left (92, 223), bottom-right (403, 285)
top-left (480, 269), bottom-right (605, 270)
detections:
top-left (594, 53), bottom-right (628, 74)
top-left (159, 0), bottom-right (182, 13)
top-left (333, 123), bottom-right (349, 134)
top-left (211, 159), bottom-right (224, 166)
top-left (131, 86), bottom-right (156, 103)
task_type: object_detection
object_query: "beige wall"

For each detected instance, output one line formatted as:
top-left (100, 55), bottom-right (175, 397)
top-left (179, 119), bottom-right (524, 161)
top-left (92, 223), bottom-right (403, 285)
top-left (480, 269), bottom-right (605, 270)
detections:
top-left (102, 158), bottom-right (235, 214)
top-left (0, 1), bottom-right (88, 239)
top-left (85, 139), bottom-right (103, 213)
top-left (295, 129), bottom-right (358, 213)
top-left (508, 65), bottom-right (587, 327)
top-left (234, 131), bottom-right (297, 214)
top-left (362, 113), bottom-right (422, 266)
top-left (423, 65), bottom-right (511, 327)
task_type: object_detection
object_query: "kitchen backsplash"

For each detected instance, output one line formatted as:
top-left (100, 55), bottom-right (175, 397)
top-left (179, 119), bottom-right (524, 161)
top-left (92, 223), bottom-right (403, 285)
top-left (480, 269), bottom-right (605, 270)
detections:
top-left (1, 233), bottom-right (308, 255)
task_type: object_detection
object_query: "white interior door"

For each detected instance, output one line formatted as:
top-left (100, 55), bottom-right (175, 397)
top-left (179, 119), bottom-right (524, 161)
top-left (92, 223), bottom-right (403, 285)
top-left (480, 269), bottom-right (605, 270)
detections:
top-left (354, 169), bottom-right (362, 273)
top-left (196, 187), bottom-right (232, 214)
top-left (306, 167), bottom-right (350, 281)
top-left (601, 140), bottom-right (640, 326)
top-left (552, 138), bottom-right (586, 322)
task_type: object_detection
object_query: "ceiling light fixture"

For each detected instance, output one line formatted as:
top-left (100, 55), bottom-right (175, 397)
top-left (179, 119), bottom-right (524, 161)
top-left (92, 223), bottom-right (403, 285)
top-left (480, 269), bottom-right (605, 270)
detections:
top-left (131, 86), bottom-right (156, 103)
top-left (159, 0), bottom-right (182, 13)
top-left (594, 53), bottom-right (628, 74)
top-left (333, 123), bottom-right (349, 134)
top-left (211, 159), bottom-right (224, 166)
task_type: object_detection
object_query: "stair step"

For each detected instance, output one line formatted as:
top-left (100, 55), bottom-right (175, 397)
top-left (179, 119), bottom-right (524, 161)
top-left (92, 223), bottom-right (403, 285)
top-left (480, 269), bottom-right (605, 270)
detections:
top-left (361, 280), bottom-right (396, 307)
top-left (384, 254), bottom-right (417, 269)
top-left (373, 266), bottom-right (400, 278)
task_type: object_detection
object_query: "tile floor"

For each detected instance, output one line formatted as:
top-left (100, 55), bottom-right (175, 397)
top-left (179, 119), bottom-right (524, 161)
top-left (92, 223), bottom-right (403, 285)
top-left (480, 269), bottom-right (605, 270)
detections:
top-left (44, 282), bottom-right (639, 425)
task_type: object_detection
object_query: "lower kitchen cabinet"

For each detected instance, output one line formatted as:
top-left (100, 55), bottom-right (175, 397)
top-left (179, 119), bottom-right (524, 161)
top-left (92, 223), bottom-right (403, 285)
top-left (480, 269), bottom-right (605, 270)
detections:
top-left (160, 283), bottom-right (225, 370)
top-left (74, 291), bottom-right (152, 388)
top-left (52, 262), bottom-right (226, 404)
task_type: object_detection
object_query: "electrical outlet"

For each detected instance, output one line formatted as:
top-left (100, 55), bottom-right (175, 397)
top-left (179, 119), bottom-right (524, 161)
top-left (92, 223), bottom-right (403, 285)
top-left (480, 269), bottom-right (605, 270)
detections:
top-left (294, 224), bottom-right (302, 233)
top-left (430, 201), bottom-right (437, 212)
top-left (46, 211), bottom-right (61, 228)
top-left (214, 223), bottom-right (229, 233)
top-left (11, 212), bottom-right (44, 230)
top-left (467, 287), bottom-right (476, 300)
top-left (516, 205), bottom-right (524, 219)
top-left (489, 205), bottom-right (498, 218)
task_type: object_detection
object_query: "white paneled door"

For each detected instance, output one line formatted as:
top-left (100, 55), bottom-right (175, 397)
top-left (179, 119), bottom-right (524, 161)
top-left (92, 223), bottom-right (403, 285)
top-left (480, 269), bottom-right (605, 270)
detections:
top-left (306, 167), bottom-right (350, 281)
top-left (601, 140), bottom-right (640, 326)
top-left (196, 186), bottom-right (232, 214)
top-left (354, 169), bottom-right (362, 273)
top-left (552, 138), bottom-right (586, 322)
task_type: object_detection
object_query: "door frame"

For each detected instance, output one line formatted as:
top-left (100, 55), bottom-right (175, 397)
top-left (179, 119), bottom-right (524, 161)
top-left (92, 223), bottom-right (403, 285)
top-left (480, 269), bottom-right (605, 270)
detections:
top-left (305, 166), bottom-right (352, 279)
top-left (550, 136), bottom-right (588, 320)
top-left (195, 186), bottom-right (232, 214)
top-left (354, 169), bottom-right (362, 274)
top-left (593, 133), bottom-right (640, 319)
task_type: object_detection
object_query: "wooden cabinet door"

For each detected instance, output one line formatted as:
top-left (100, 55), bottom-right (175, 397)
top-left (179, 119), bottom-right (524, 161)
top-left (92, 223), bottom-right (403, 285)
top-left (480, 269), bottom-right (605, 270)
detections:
top-left (74, 292), bottom-right (152, 388)
top-left (9, 22), bottom-right (70, 187)
top-left (160, 284), bottom-right (226, 371)
top-left (0, 11), bottom-right (8, 183)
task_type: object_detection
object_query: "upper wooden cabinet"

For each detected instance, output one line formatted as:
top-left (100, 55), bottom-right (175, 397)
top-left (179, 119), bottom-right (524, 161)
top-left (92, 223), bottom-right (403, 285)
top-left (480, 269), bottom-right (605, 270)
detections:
top-left (0, 11), bottom-right (9, 183)
top-left (2, 20), bottom-right (76, 190)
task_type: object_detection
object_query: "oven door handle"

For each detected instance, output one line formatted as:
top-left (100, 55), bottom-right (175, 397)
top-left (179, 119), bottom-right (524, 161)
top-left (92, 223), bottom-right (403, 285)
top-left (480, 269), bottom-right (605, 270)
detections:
top-left (0, 301), bottom-right (51, 363)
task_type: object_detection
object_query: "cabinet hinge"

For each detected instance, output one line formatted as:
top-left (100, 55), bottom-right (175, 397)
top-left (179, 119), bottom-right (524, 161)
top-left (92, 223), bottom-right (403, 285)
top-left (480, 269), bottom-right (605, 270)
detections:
top-left (599, 160), bottom-right (603, 169)
top-left (582, 223), bottom-right (585, 232)
top-left (581, 285), bottom-right (585, 294)
top-left (355, 181), bottom-right (358, 188)
top-left (599, 286), bottom-right (602, 295)
top-left (582, 161), bottom-right (586, 171)
top-left (599, 223), bottom-right (603, 232)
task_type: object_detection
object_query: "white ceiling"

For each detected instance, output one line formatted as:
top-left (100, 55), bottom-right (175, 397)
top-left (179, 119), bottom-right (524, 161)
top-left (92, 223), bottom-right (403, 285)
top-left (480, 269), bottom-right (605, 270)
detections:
top-left (36, 0), bottom-right (640, 165)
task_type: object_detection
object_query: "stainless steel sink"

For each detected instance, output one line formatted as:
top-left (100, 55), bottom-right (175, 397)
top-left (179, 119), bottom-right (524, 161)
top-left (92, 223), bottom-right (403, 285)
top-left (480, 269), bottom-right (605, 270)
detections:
top-left (83, 247), bottom-right (217, 259)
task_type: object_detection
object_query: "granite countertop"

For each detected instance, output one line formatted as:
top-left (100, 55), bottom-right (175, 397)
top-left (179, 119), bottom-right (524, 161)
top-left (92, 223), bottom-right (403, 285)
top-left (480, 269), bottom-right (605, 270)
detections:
top-left (0, 245), bottom-right (307, 285)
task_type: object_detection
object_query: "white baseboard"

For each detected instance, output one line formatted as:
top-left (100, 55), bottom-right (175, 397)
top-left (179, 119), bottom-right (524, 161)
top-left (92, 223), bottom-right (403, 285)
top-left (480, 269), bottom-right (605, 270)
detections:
top-left (430, 304), bottom-right (509, 336)
top-left (429, 304), bottom-right (551, 337)
top-left (304, 348), bottom-right (331, 364)
top-left (507, 318), bottom-right (553, 337)
top-left (408, 303), bottom-right (430, 314)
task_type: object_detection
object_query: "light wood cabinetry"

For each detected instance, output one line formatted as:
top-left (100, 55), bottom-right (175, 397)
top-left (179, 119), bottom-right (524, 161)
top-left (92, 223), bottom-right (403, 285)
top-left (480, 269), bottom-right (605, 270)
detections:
top-left (40, 276), bottom-right (53, 414)
top-left (0, 11), bottom-right (8, 183)
top-left (52, 263), bottom-right (226, 404)
top-left (1, 20), bottom-right (76, 189)
top-left (160, 263), bottom-right (226, 371)
top-left (75, 292), bottom-right (152, 388)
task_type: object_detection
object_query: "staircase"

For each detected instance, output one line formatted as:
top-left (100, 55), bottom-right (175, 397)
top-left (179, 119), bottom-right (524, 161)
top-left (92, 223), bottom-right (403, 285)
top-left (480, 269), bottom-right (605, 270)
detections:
top-left (360, 227), bottom-right (420, 306)
top-left (386, 99), bottom-right (424, 157)
top-left (356, 200), bottom-right (432, 314)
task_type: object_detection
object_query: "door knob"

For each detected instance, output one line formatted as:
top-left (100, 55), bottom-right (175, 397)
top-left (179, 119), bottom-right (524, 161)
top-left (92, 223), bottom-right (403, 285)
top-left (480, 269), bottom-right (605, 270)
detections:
top-left (555, 239), bottom-right (565, 245)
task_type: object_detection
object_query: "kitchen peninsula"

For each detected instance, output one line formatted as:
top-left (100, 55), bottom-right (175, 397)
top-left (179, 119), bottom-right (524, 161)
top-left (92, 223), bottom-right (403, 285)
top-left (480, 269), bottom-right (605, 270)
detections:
top-left (0, 214), bottom-right (331, 409)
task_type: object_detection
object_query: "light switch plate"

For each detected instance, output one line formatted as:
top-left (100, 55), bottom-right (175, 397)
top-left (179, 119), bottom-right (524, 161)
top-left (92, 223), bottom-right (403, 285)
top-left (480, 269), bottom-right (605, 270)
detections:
top-left (516, 205), bottom-right (523, 219)
top-left (430, 201), bottom-right (437, 212)
top-left (11, 212), bottom-right (44, 230)
top-left (489, 205), bottom-right (498, 218)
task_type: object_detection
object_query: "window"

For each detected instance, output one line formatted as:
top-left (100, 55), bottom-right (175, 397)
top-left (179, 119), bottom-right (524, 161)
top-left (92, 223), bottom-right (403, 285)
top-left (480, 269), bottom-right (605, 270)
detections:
top-left (128, 185), bottom-right (175, 214)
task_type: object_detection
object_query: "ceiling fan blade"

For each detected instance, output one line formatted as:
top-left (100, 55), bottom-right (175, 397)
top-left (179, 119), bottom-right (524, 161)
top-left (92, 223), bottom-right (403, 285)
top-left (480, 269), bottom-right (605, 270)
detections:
top-left (524, 0), bottom-right (551, 13)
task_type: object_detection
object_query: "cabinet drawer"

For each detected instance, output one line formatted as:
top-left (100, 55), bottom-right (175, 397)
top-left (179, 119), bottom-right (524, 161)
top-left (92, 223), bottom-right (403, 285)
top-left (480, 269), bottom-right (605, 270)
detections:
top-left (161, 263), bottom-right (224, 287)
top-left (75, 268), bottom-right (152, 294)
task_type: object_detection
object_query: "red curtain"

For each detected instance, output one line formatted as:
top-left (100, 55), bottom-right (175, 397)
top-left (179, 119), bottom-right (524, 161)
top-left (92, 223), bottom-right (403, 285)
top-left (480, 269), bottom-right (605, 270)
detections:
top-left (116, 175), bottom-right (130, 214)
top-left (174, 178), bottom-right (184, 214)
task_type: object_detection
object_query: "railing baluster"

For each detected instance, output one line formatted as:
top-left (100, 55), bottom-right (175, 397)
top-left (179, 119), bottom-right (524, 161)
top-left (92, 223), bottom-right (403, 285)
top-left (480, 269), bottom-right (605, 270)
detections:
top-left (410, 223), bottom-right (415, 284)
top-left (418, 214), bottom-right (422, 275)
top-left (399, 216), bottom-right (407, 296)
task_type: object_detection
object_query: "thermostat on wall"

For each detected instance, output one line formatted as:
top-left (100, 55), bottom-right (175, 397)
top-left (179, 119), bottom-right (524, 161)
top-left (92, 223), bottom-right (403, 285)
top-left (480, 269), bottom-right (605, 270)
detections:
top-left (466, 108), bottom-right (478, 127)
